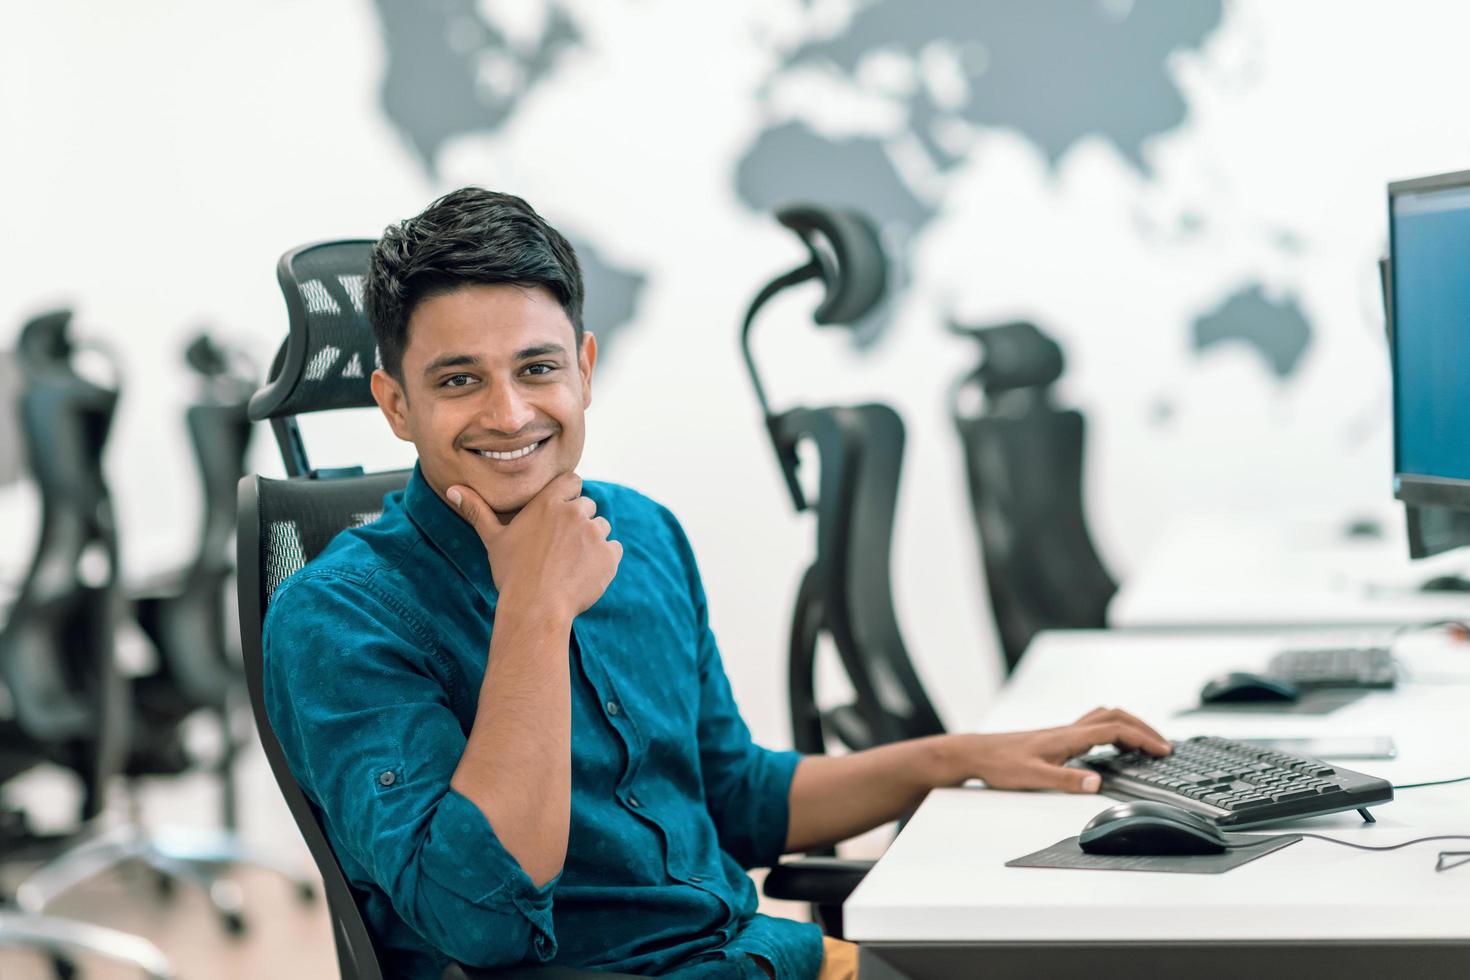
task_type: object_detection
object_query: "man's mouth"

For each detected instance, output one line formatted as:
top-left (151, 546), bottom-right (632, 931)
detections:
top-left (470, 438), bottom-right (548, 462)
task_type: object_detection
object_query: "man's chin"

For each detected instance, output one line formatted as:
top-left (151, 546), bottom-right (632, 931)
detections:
top-left (476, 476), bottom-right (559, 523)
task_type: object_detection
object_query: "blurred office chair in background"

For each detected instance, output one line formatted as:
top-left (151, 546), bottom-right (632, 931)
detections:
top-left (113, 331), bottom-right (316, 935)
top-left (740, 204), bottom-right (926, 936)
top-left (128, 333), bottom-right (258, 823)
top-left (741, 204), bottom-right (944, 757)
top-left (0, 309), bottom-right (173, 979)
top-left (949, 320), bottom-right (1116, 674)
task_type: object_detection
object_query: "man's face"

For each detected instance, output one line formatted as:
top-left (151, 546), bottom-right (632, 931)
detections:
top-left (371, 283), bottom-right (596, 520)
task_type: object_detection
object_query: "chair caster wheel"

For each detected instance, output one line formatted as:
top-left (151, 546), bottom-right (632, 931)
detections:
top-left (222, 911), bottom-right (247, 936)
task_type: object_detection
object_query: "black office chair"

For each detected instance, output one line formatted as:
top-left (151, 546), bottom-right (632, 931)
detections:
top-left (1, 309), bottom-right (174, 979)
top-left (11, 330), bottom-right (315, 945)
top-left (95, 331), bottom-right (318, 935)
top-left (740, 205), bottom-right (935, 935)
top-left (128, 333), bottom-right (259, 815)
top-left (741, 204), bottom-right (944, 756)
top-left (949, 320), bottom-right (1117, 674)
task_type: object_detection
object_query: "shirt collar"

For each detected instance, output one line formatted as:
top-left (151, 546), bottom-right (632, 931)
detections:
top-left (403, 463), bottom-right (499, 609)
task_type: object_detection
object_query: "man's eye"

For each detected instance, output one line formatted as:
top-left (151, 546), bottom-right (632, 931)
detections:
top-left (442, 374), bottom-right (475, 388)
top-left (523, 363), bottom-right (555, 377)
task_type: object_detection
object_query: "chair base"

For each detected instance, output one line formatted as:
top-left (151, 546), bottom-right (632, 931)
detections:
top-left (13, 822), bottom-right (316, 935)
top-left (0, 910), bottom-right (174, 979)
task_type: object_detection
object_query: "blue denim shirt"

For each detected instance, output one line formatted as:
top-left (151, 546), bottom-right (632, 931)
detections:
top-left (262, 466), bottom-right (823, 979)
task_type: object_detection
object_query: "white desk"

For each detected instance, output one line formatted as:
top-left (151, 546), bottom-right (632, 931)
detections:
top-left (845, 630), bottom-right (1470, 979)
top-left (1110, 516), bottom-right (1470, 629)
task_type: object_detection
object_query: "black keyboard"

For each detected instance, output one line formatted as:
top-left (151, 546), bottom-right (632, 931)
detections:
top-left (1076, 735), bottom-right (1394, 828)
top-left (1267, 645), bottom-right (1397, 690)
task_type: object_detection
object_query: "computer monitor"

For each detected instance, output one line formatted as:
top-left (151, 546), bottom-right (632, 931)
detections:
top-left (1387, 169), bottom-right (1470, 557)
top-left (1380, 255), bottom-right (1470, 558)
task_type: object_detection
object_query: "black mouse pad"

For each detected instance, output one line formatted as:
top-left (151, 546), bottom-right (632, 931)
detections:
top-left (1177, 689), bottom-right (1368, 717)
top-left (1005, 832), bottom-right (1300, 873)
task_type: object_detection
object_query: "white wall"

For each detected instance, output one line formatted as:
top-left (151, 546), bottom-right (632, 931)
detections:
top-left (5, 0), bottom-right (1470, 755)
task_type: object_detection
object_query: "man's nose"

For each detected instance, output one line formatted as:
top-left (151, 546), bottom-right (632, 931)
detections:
top-left (479, 381), bottom-right (537, 434)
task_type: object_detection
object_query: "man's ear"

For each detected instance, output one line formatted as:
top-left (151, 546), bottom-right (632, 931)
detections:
top-left (578, 332), bottom-right (598, 409)
top-left (370, 368), bottom-right (415, 443)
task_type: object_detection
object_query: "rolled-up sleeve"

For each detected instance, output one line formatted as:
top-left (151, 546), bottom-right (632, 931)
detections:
top-left (662, 510), bottom-right (802, 869)
top-left (262, 572), bottom-right (558, 968)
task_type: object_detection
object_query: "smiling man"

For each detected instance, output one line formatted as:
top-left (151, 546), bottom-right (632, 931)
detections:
top-left (261, 188), bottom-right (1170, 980)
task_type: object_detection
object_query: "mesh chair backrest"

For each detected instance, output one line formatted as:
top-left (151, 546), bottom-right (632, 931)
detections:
top-left (951, 323), bottom-right (1116, 674)
top-left (238, 469), bottom-right (410, 980)
top-left (250, 241), bottom-right (379, 422)
top-left (775, 404), bottom-right (943, 754)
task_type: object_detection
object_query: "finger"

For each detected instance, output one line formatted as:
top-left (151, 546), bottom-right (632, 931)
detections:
top-left (546, 471), bottom-right (583, 501)
top-left (591, 516), bottom-right (611, 538)
top-left (573, 496), bottom-right (597, 520)
top-left (1100, 707), bottom-right (1170, 750)
top-left (446, 484), bottom-right (504, 538)
top-left (1029, 762), bottom-right (1103, 794)
top-left (1066, 722), bottom-right (1172, 759)
top-left (1074, 707), bottom-right (1170, 751)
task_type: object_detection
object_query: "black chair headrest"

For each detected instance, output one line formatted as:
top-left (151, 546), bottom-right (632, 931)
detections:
top-left (951, 320), bottom-right (1064, 393)
top-left (776, 204), bottom-right (887, 325)
top-left (249, 240), bottom-right (378, 423)
top-left (17, 309), bottom-right (76, 366)
top-left (185, 334), bottom-right (231, 378)
top-left (185, 331), bottom-right (258, 402)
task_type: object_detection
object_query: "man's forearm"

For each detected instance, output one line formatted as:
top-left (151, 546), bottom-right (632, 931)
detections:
top-left (451, 593), bottom-right (573, 887)
top-left (784, 734), bottom-right (974, 852)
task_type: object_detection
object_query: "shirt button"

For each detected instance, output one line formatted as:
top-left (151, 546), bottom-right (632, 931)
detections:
top-left (627, 795), bottom-right (642, 809)
top-left (689, 875), bottom-right (704, 883)
top-left (378, 771), bottom-right (396, 787)
top-left (606, 700), bottom-right (621, 716)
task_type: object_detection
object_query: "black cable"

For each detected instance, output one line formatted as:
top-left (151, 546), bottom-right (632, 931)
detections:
top-left (1225, 833), bottom-right (1470, 871)
top-left (1394, 774), bottom-right (1470, 790)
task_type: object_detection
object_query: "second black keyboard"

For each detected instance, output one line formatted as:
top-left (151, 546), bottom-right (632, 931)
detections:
top-left (1266, 645), bottom-right (1397, 690)
top-left (1076, 735), bottom-right (1394, 828)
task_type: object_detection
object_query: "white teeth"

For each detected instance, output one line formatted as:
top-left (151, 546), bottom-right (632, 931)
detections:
top-left (474, 440), bottom-right (543, 461)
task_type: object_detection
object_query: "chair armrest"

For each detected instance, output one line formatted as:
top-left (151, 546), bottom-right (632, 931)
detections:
top-left (762, 856), bottom-right (875, 906)
top-left (446, 964), bottom-right (646, 979)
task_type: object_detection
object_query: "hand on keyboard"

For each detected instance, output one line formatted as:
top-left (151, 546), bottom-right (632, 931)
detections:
top-left (963, 706), bottom-right (1172, 794)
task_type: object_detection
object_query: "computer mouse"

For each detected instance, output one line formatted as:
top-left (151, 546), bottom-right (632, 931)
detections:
top-left (1199, 671), bottom-right (1300, 704)
top-left (1078, 800), bottom-right (1229, 856)
top-left (1419, 574), bottom-right (1470, 592)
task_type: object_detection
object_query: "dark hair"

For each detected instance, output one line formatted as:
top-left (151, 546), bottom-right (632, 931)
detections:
top-left (366, 187), bottom-right (584, 379)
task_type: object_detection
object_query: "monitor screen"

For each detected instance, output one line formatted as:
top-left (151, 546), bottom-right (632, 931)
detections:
top-left (1389, 171), bottom-right (1470, 509)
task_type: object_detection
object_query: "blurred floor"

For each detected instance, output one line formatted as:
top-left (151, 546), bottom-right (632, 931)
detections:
top-left (0, 863), bottom-right (335, 980)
